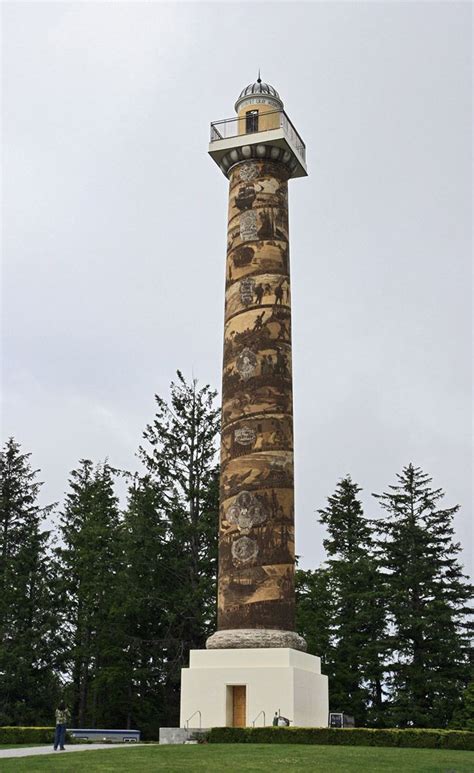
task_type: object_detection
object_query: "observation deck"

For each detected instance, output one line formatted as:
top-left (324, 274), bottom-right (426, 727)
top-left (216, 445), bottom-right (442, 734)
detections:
top-left (209, 109), bottom-right (307, 179)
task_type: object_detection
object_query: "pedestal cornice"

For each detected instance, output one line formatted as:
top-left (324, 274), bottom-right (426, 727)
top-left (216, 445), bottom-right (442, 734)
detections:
top-left (206, 628), bottom-right (307, 652)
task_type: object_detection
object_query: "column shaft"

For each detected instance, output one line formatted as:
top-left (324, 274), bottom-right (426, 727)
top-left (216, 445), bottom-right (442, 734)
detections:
top-left (218, 158), bottom-right (296, 637)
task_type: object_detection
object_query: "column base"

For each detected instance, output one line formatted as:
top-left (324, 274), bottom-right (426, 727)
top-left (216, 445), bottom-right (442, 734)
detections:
top-left (180, 648), bottom-right (329, 728)
top-left (206, 629), bottom-right (307, 652)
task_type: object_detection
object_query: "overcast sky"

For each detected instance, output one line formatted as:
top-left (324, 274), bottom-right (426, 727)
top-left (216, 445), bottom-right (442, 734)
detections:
top-left (2, 2), bottom-right (472, 576)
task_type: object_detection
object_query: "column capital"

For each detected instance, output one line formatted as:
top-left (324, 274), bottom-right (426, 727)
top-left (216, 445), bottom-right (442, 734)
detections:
top-left (219, 143), bottom-right (297, 179)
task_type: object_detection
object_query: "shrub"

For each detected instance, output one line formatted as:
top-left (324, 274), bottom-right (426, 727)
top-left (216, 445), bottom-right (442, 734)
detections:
top-left (367, 729), bottom-right (401, 747)
top-left (190, 730), bottom-right (210, 744)
top-left (397, 729), bottom-right (440, 749)
top-left (207, 726), bottom-right (474, 751)
top-left (0, 727), bottom-right (73, 745)
top-left (438, 730), bottom-right (474, 751)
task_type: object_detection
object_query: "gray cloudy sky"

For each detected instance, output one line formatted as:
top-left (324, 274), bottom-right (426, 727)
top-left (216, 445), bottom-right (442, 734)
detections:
top-left (2, 2), bottom-right (472, 575)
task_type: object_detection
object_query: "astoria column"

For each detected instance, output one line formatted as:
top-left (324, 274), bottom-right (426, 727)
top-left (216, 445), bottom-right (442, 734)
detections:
top-left (207, 77), bottom-right (307, 651)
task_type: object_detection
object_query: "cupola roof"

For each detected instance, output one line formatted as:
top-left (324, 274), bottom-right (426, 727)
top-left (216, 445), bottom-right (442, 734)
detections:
top-left (235, 73), bottom-right (284, 112)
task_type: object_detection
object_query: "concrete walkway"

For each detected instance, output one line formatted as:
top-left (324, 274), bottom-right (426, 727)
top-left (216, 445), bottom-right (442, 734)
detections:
top-left (0, 743), bottom-right (145, 759)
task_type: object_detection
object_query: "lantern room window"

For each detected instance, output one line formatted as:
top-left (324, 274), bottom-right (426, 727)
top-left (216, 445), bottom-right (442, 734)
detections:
top-left (246, 109), bottom-right (259, 133)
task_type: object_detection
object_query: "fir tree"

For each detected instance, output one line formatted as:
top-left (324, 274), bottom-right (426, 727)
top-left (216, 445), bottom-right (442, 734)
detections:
top-left (56, 459), bottom-right (125, 727)
top-left (318, 476), bottom-right (387, 726)
top-left (373, 464), bottom-right (472, 727)
top-left (118, 474), bottom-right (172, 737)
top-left (450, 681), bottom-right (474, 731)
top-left (0, 438), bottom-right (59, 724)
top-left (122, 372), bottom-right (220, 731)
top-left (296, 566), bottom-right (333, 670)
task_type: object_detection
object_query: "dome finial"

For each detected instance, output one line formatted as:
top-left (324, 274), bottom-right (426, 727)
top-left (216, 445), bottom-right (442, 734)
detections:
top-left (257, 68), bottom-right (261, 84)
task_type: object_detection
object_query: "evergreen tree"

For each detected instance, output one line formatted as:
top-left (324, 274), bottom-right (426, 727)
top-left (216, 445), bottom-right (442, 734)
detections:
top-left (122, 372), bottom-right (220, 732)
top-left (373, 464), bottom-right (472, 727)
top-left (0, 438), bottom-right (59, 724)
top-left (296, 566), bottom-right (333, 669)
top-left (118, 474), bottom-right (172, 737)
top-left (56, 459), bottom-right (125, 727)
top-left (450, 681), bottom-right (474, 731)
top-left (317, 476), bottom-right (387, 726)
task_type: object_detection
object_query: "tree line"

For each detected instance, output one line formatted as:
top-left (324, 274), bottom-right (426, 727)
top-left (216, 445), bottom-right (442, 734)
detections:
top-left (0, 373), bottom-right (472, 736)
top-left (296, 474), bottom-right (472, 728)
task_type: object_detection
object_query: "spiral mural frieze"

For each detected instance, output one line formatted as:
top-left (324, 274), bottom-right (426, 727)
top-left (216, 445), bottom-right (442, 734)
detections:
top-left (218, 158), bottom-right (296, 632)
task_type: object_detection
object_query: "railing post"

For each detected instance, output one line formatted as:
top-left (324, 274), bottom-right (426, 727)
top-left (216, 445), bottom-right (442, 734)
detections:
top-left (251, 709), bottom-right (266, 727)
top-left (184, 709), bottom-right (202, 730)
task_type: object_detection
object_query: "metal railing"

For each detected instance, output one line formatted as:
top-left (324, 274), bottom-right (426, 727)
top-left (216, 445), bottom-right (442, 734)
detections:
top-left (210, 109), bottom-right (306, 165)
top-left (185, 710), bottom-right (202, 729)
top-left (251, 710), bottom-right (266, 727)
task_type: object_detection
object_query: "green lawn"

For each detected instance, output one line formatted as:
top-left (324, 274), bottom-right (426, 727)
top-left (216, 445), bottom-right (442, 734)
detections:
top-left (0, 744), bottom-right (472, 772)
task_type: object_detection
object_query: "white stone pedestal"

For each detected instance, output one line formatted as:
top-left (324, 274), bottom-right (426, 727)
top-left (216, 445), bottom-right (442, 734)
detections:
top-left (180, 648), bottom-right (328, 728)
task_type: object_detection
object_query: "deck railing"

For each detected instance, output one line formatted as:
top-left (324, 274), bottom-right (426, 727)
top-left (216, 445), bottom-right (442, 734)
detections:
top-left (210, 109), bottom-right (306, 165)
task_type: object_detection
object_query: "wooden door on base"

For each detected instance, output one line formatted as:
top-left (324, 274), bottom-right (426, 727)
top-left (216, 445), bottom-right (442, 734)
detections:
top-left (232, 685), bottom-right (246, 727)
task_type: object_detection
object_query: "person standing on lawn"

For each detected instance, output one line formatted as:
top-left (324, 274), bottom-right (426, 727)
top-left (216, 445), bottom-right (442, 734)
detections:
top-left (53, 701), bottom-right (70, 751)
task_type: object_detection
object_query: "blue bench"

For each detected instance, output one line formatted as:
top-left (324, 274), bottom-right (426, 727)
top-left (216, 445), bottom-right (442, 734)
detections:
top-left (70, 728), bottom-right (141, 743)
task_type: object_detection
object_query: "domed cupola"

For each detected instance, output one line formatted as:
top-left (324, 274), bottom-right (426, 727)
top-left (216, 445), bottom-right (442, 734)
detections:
top-left (209, 72), bottom-right (307, 179)
top-left (234, 73), bottom-right (284, 113)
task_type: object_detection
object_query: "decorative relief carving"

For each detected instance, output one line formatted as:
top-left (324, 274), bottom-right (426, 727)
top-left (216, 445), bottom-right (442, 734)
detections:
top-left (235, 183), bottom-right (256, 211)
top-left (240, 210), bottom-right (258, 241)
top-left (269, 455), bottom-right (293, 474)
top-left (227, 490), bottom-right (266, 534)
top-left (236, 348), bottom-right (257, 380)
top-left (225, 273), bottom-right (291, 319)
top-left (234, 426), bottom-right (256, 446)
top-left (231, 535), bottom-right (259, 564)
top-left (239, 277), bottom-right (255, 306)
top-left (239, 163), bottom-right (258, 182)
top-left (221, 451), bottom-right (293, 499)
top-left (233, 245), bottom-right (254, 268)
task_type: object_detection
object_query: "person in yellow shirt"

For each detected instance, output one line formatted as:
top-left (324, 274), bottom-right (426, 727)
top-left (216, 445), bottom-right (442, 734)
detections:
top-left (53, 701), bottom-right (70, 751)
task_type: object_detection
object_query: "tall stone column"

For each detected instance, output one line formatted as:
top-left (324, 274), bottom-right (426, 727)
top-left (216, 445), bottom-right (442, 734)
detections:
top-left (206, 157), bottom-right (306, 651)
top-left (180, 80), bottom-right (328, 730)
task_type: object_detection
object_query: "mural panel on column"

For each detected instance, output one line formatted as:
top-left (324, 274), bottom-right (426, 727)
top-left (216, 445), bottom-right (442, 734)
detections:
top-left (219, 159), bottom-right (296, 633)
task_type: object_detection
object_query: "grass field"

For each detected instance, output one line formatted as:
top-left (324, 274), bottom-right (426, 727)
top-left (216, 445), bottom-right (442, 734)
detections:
top-left (0, 743), bottom-right (472, 772)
